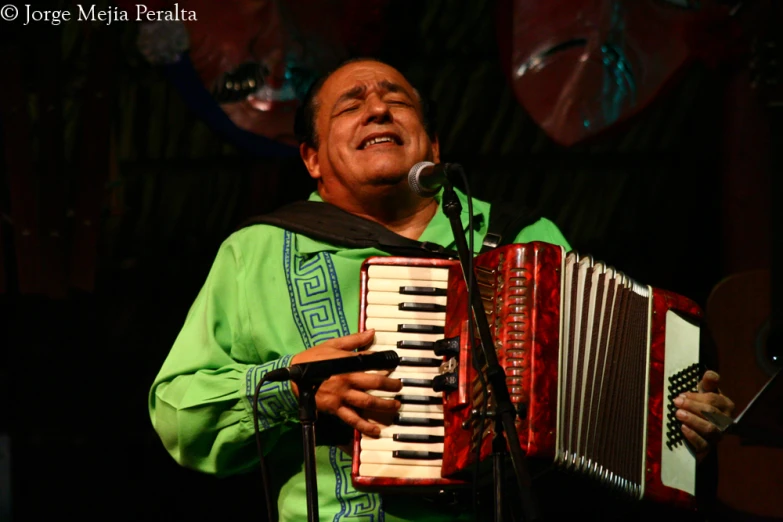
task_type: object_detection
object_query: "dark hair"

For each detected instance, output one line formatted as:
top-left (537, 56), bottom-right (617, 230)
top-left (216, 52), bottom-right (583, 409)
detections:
top-left (293, 58), bottom-right (437, 149)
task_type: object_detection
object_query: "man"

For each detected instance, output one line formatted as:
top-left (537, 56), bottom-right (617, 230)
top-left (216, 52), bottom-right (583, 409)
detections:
top-left (149, 58), bottom-right (734, 521)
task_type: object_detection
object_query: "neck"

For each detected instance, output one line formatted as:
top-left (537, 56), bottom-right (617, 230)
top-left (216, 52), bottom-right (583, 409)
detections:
top-left (319, 184), bottom-right (438, 240)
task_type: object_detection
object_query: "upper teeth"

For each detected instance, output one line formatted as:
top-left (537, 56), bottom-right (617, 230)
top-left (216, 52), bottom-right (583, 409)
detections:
top-left (364, 136), bottom-right (394, 148)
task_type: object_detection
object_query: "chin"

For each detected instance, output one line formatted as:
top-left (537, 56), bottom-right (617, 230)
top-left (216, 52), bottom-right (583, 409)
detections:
top-left (360, 161), bottom-right (407, 184)
top-left (366, 171), bottom-right (408, 187)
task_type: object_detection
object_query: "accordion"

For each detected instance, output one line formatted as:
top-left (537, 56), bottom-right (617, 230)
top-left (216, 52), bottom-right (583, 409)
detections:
top-left (351, 242), bottom-right (702, 508)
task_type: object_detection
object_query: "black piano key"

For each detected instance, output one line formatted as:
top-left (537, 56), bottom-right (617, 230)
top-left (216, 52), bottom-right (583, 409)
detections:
top-left (393, 450), bottom-right (444, 460)
top-left (395, 394), bottom-right (442, 405)
top-left (399, 356), bottom-right (442, 368)
top-left (399, 302), bottom-right (447, 313)
top-left (395, 415), bottom-right (444, 427)
top-left (398, 324), bottom-right (445, 334)
top-left (397, 340), bottom-right (435, 349)
top-left (399, 286), bottom-right (448, 296)
top-left (399, 377), bottom-right (434, 388)
top-left (393, 433), bottom-right (445, 443)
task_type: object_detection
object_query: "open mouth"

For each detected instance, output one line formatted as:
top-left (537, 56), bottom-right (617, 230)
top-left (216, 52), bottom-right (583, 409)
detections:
top-left (359, 133), bottom-right (402, 150)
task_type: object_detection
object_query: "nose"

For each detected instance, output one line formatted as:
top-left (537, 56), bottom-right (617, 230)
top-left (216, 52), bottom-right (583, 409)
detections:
top-left (362, 93), bottom-right (392, 124)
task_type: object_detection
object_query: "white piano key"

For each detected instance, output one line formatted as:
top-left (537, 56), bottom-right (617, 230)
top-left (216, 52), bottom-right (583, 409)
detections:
top-left (366, 305), bottom-right (446, 321)
top-left (366, 387), bottom-right (433, 398)
top-left (367, 344), bottom-right (403, 352)
top-left (373, 402), bottom-right (442, 415)
top-left (364, 370), bottom-right (437, 380)
top-left (396, 403), bottom-right (444, 414)
top-left (367, 291), bottom-right (447, 306)
top-left (368, 265), bottom-right (450, 281)
top-left (359, 463), bottom-right (443, 479)
top-left (385, 411), bottom-right (440, 420)
top-left (367, 279), bottom-right (448, 292)
top-left (373, 332), bottom-right (443, 345)
top-left (398, 366), bottom-right (440, 376)
top-left (365, 368), bottom-right (440, 382)
top-left (370, 347), bottom-right (440, 360)
top-left (376, 425), bottom-right (445, 437)
top-left (360, 438), bottom-right (444, 452)
top-left (366, 318), bottom-right (446, 331)
top-left (360, 450), bottom-right (443, 466)
top-left (385, 368), bottom-right (439, 379)
top-left (370, 388), bottom-right (440, 398)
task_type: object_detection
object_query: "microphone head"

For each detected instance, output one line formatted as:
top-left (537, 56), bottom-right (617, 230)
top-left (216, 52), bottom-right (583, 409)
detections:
top-left (408, 161), bottom-right (436, 197)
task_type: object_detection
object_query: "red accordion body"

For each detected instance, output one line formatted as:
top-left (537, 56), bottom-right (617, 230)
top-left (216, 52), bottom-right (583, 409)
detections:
top-left (351, 243), bottom-right (702, 509)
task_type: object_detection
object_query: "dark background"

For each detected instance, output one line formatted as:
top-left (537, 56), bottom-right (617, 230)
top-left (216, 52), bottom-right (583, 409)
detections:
top-left (0, 1), bottom-right (778, 521)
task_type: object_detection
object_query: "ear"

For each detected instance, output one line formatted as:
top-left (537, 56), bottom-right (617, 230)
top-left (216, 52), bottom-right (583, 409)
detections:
top-left (430, 135), bottom-right (440, 164)
top-left (300, 142), bottom-right (321, 180)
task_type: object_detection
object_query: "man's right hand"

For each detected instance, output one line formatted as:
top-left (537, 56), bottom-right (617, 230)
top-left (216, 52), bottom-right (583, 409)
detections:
top-left (290, 329), bottom-right (402, 437)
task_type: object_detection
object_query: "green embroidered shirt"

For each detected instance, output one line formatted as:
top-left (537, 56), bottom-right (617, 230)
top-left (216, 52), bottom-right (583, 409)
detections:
top-left (149, 189), bottom-right (570, 521)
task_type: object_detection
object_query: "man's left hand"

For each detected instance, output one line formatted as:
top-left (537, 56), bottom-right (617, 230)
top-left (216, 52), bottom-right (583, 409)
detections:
top-left (673, 370), bottom-right (735, 461)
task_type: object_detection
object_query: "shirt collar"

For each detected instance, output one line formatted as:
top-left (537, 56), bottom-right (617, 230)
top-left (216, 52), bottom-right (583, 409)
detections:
top-left (294, 189), bottom-right (486, 255)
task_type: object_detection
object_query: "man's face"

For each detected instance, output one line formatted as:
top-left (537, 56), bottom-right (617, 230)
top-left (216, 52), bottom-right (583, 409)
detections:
top-left (301, 61), bottom-right (440, 201)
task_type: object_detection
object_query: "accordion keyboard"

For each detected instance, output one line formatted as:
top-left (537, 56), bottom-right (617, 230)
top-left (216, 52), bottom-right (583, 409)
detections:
top-left (359, 264), bottom-right (450, 480)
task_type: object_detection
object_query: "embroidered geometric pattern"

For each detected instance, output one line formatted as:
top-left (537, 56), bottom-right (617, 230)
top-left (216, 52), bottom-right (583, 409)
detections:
top-left (245, 355), bottom-right (298, 429)
top-left (330, 446), bottom-right (383, 522)
top-left (283, 231), bottom-right (351, 349)
top-left (282, 231), bottom-right (382, 521)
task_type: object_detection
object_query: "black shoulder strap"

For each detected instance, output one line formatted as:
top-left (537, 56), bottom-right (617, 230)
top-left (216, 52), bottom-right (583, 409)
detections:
top-left (481, 201), bottom-right (539, 253)
top-left (238, 201), bottom-right (455, 258)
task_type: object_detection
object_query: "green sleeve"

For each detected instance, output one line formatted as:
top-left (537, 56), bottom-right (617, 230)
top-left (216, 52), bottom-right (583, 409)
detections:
top-left (513, 217), bottom-right (571, 251)
top-left (148, 237), bottom-right (299, 476)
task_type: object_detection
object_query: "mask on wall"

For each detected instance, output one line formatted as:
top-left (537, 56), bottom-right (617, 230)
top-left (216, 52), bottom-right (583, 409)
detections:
top-left (500, 0), bottom-right (743, 146)
top-left (124, 0), bottom-right (390, 154)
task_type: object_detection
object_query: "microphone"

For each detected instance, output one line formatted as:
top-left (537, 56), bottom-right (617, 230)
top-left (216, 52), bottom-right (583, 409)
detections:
top-left (408, 161), bottom-right (459, 197)
top-left (264, 350), bottom-right (400, 382)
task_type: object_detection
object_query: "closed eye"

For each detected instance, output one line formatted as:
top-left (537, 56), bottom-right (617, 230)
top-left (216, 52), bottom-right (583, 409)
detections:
top-left (385, 97), bottom-right (413, 106)
top-left (335, 105), bottom-right (360, 116)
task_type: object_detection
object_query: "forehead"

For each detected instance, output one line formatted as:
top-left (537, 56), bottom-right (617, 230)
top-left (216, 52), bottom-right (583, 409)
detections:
top-left (318, 61), bottom-right (416, 106)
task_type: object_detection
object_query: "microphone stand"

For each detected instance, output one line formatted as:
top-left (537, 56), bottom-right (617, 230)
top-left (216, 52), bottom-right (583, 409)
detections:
top-left (293, 378), bottom-right (322, 522)
top-left (266, 351), bottom-right (400, 522)
top-left (440, 174), bottom-right (541, 522)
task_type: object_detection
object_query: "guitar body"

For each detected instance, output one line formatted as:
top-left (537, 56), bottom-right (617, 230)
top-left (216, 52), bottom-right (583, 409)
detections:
top-left (706, 270), bottom-right (783, 519)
